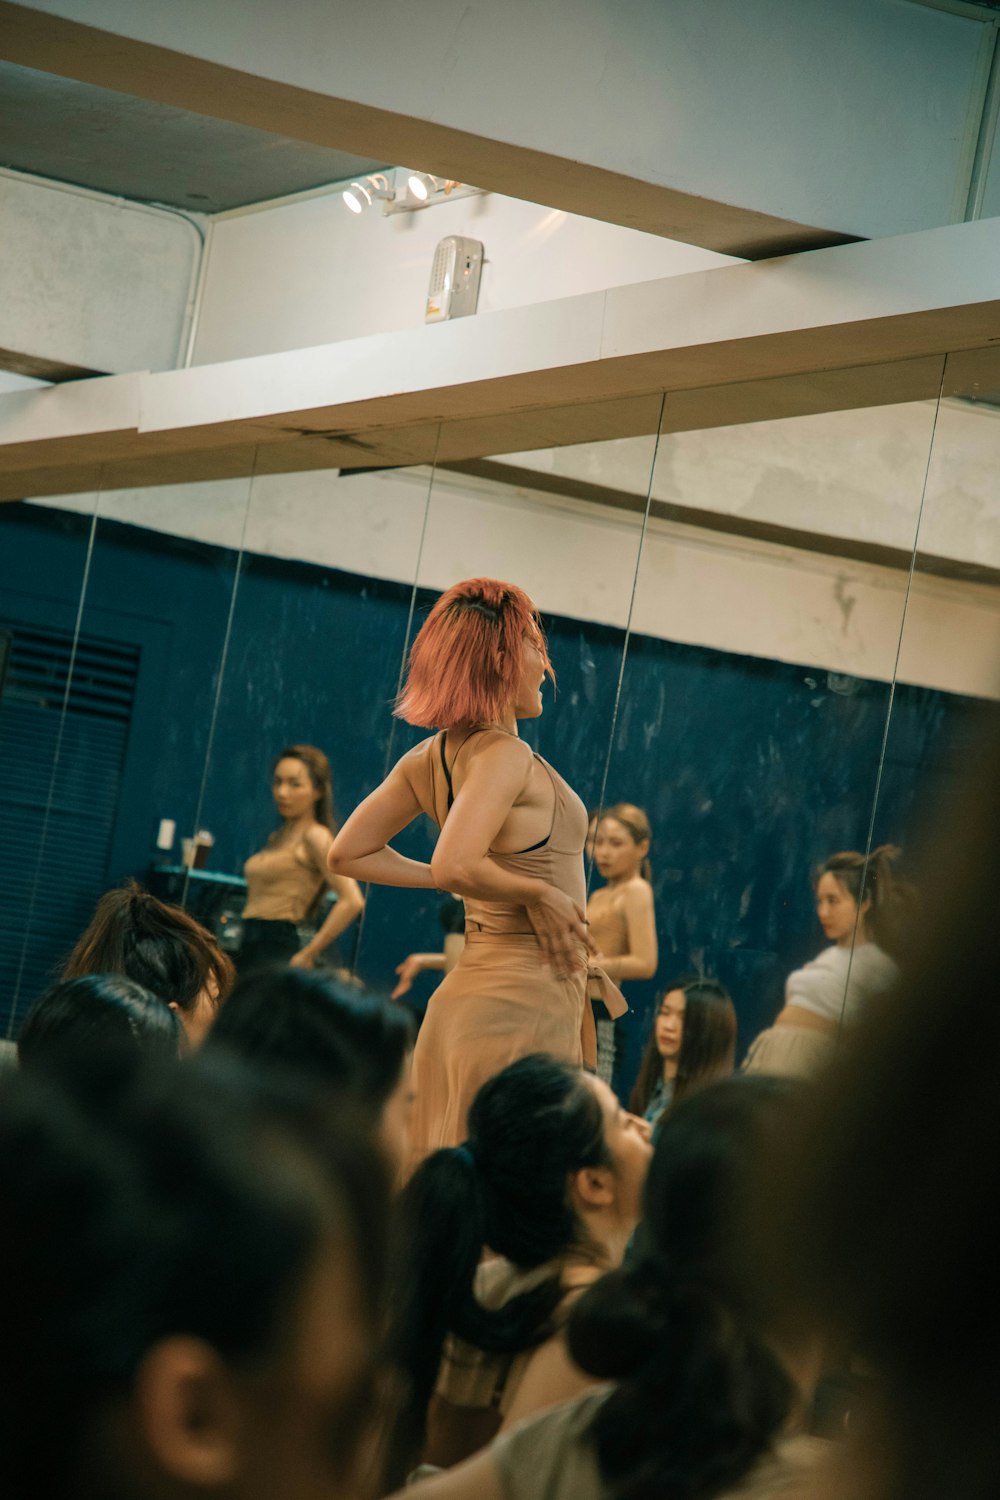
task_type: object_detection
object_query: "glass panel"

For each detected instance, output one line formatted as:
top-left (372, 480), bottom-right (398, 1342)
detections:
top-left (355, 396), bottom-right (667, 1036)
top-left (0, 476), bottom-right (101, 1033)
top-left (604, 358), bottom-right (946, 1104)
top-left (868, 346), bottom-right (1000, 959)
top-left (39, 462), bottom-right (257, 1017)
top-left (191, 450), bottom-right (439, 984)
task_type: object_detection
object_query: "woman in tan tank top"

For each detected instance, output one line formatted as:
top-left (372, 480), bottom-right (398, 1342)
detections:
top-left (239, 743), bottom-right (365, 976)
top-left (329, 579), bottom-right (626, 1170)
top-left (587, 803), bottom-right (658, 1090)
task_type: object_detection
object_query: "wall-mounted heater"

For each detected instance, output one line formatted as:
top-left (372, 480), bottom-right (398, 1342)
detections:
top-left (425, 236), bottom-right (484, 323)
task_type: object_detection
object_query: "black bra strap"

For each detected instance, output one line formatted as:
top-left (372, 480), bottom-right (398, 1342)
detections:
top-left (438, 731), bottom-right (454, 808)
top-left (439, 728), bottom-right (487, 810)
top-left (515, 834), bottom-right (549, 854)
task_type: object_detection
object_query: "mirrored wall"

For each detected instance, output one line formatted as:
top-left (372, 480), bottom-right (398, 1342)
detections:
top-left (0, 461), bottom-right (256, 1030)
top-left (864, 345), bottom-right (1000, 938)
top-left (3, 343), bottom-right (997, 1104)
top-left (601, 356), bottom-right (946, 1094)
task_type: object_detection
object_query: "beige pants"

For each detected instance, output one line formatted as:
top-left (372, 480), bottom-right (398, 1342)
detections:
top-left (742, 1023), bottom-right (836, 1080)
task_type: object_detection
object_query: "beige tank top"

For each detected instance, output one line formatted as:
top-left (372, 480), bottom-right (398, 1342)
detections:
top-left (416, 730), bottom-right (589, 936)
top-left (242, 833), bottom-right (326, 923)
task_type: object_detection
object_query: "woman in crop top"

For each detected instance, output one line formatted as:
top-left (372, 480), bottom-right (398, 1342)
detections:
top-left (239, 743), bottom-right (364, 975)
top-left (328, 578), bottom-right (627, 1170)
top-left (586, 803), bottom-right (658, 1088)
top-left (743, 845), bottom-right (906, 1079)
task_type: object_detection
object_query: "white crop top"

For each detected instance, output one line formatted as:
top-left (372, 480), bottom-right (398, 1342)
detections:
top-left (785, 942), bottom-right (898, 1026)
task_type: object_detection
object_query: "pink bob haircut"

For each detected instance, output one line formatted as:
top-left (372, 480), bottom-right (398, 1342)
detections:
top-left (395, 577), bottom-right (554, 729)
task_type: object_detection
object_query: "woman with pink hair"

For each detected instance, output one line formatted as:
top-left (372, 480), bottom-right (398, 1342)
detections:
top-left (329, 578), bottom-right (625, 1169)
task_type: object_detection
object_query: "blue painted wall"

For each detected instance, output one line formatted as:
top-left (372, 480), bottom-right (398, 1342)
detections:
top-left (0, 504), bottom-right (976, 1094)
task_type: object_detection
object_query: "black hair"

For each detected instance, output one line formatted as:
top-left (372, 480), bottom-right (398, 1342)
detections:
top-left (17, 974), bottom-right (182, 1073)
top-left (630, 975), bottom-right (737, 1118)
top-left (568, 1076), bottom-right (803, 1500)
top-left (204, 967), bottom-right (413, 1114)
top-left (0, 1053), bottom-right (389, 1498)
top-left (387, 1053), bottom-right (611, 1483)
top-left (62, 880), bottom-right (235, 1016)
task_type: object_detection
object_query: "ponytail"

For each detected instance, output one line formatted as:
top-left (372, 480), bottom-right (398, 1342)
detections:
top-left (570, 1266), bottom-right (792, 1500)
top-left (62, 881), bottom-right (234, 1016)
top-left (389, 1147), bottom-right (490, 1470)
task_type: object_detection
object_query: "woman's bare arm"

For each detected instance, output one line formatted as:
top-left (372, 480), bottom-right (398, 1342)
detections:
top-left (596, 880), bottom-right (658, 982)
top-left (327, 756), bottom-right (435, 888)
top-left (290, 829), bottom-right (366, 964)
top-left (390, 1446), bottom-right (503, 1500)
top-left (430, 737), bottom-right (591, 972)
top-left (429, 736), bottom-right (546, 905)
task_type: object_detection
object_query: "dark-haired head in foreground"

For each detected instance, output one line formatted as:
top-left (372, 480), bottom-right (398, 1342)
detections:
top-left (62, 880), bottom-right (235, 1047)
top-left (567, 1075), bottom-right (815, 1500)
top-left (17, 973), bottom-right (182, 1074)
top-left (0, 1053), bottom-right (390, 1500)
top-left (204, 966), bottom-right (415, 1168)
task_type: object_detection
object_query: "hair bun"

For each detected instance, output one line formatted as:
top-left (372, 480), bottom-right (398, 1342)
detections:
top-left (567, 1264), bottom-right (670, 1378)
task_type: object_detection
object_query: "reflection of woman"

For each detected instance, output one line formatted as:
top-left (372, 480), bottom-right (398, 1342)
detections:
top-left (587, 804), bottom-right (658, 1083)
top-left (391, 893), bottom-right (466, 1001)
top-left (743, 845), bottom-right (903, 1079)
top-left (239, 744), bottom-right (364, 975)
top-left (329, 578), bottom-right (626, 1168)
top-left (629, 975), bottom-right (737, 1132)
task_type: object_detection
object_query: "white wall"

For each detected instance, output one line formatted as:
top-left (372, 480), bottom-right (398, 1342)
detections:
top-left (191, 188), bottom-right (737, 366)
top-left (26, 458), bottom-right (999, 701)
top-left (0, 169), bottom-right (201, 374)
top-left (498, 398), bottom-right (1000, 570)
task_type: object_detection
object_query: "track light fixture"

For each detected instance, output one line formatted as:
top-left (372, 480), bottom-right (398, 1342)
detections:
top-left (340, 170), bottom-right (486, 217)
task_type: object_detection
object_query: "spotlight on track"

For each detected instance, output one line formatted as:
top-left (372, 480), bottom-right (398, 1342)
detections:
top-left (407, 172), bottom-right (442, 202)
top-left (341, 173), bottom-right (393, 213)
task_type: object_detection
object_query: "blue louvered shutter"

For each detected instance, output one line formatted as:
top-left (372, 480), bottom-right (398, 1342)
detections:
top-left (0, 622), bottom-right (138, 1032)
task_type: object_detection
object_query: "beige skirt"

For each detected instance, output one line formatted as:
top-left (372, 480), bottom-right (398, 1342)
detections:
top-left (405, 930), bottom-right (587, 1175)
top-left (741, 1023), bottom-right (837, 1080)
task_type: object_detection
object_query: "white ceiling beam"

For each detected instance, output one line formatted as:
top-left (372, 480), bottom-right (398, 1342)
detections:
top-left (1, 219), bottom-right (998, 500)
top-left (0, 0), bottom-right (994, 256)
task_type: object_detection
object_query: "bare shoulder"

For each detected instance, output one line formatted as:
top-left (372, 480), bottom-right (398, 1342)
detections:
top-left (465, 730), bottom-right (534, 770)
top-left (302, 822), bottom-right (334, 870)
top-left (397, 734), bottom-right (442, 778)
top-left (623, 876), bottom-right (654, 908)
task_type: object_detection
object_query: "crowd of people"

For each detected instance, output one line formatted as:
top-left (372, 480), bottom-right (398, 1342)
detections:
top-left (2, 573), bottom-right (991, 1500)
